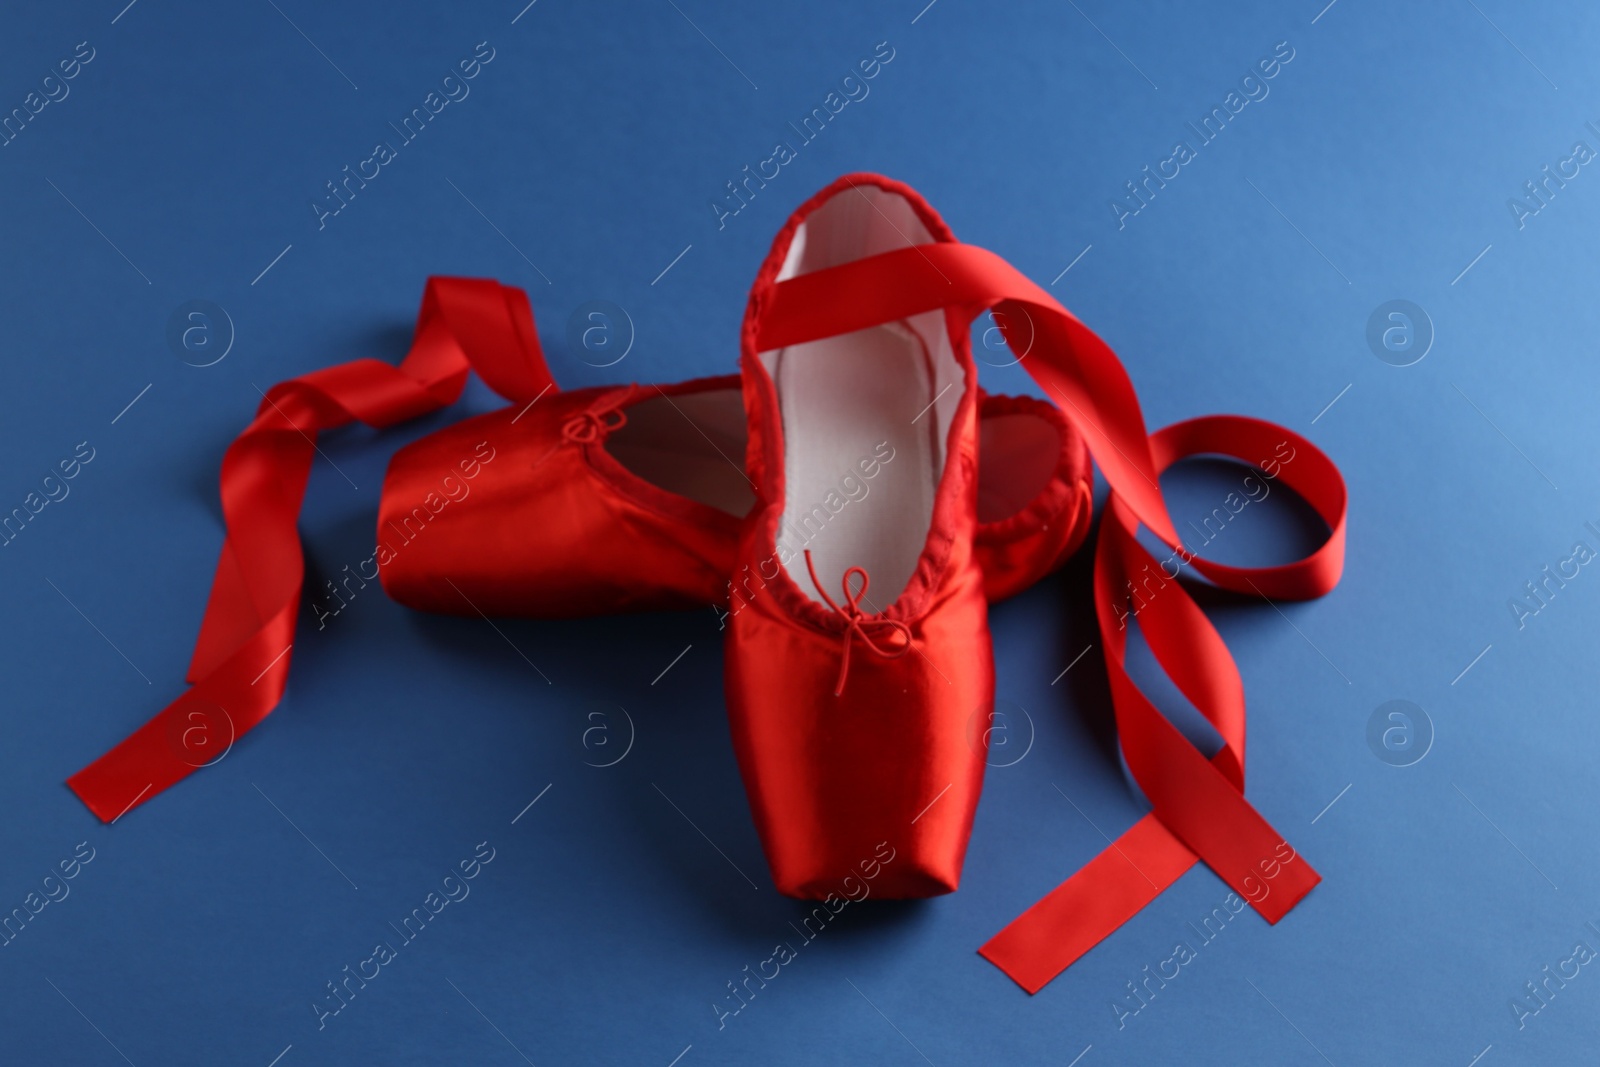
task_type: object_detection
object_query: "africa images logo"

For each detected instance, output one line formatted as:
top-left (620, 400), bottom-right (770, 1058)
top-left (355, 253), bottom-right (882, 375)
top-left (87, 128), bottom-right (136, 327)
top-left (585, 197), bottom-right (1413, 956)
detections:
top-left (311, 42), bottom-right (496, 230)
top-left (709, 41), bottom-right (896, 230)
top-left (1108, 40), bottom-right (1296, 230)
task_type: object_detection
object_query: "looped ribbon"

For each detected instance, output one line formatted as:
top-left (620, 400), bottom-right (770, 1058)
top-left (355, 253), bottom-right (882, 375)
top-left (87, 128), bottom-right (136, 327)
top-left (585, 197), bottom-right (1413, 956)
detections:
top-left (66, 277), bottom-right (558, 823)
top-left (561, 386), bottom-right (635, 444)
top-left (755, 239), bottom-right (1347, 993)
top-left (803, 549), bottom-right (913, 696)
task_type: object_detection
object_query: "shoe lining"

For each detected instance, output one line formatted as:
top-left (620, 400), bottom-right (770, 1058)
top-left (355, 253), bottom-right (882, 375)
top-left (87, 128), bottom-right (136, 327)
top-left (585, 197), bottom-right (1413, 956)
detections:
top-left (763, 185), bottom-right (963, 607)
top-left (604, 388), bottom-right (754, 517)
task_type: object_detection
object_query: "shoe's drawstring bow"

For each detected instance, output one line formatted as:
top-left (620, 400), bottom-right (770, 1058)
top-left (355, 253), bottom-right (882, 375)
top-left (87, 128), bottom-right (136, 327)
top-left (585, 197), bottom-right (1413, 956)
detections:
top-left (803, 549), bottom-right (913, 696)
top-left (562, 385), bottom-right (637, 444)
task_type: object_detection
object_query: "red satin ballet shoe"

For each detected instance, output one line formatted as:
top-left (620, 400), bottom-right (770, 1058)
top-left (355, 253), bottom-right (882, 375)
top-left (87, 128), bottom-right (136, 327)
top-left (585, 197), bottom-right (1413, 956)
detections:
top-left (717, 175), bottom-right (1347, 985)
top-left (377, 376), bottom-right (1089, 618)
top-left (724, 173), bottom-right (995, 899)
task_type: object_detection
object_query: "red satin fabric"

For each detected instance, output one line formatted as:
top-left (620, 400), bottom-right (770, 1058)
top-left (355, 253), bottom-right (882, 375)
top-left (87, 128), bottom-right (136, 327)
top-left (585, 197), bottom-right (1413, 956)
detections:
top-left (379, 378), bottom-right (745, 618)
top-left (723, 554), bottom-right (992, 899)
top-left (67, 277), bottom-right (553, 821)
top-left (752, 212), bottom-right (1345, 988)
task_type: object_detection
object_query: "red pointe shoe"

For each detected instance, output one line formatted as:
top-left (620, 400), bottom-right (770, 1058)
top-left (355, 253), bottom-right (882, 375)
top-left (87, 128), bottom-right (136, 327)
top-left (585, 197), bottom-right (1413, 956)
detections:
top-left (378, 376), bottom-right (1089, 618)
top-left (725, 174), bottom-right (995, 898)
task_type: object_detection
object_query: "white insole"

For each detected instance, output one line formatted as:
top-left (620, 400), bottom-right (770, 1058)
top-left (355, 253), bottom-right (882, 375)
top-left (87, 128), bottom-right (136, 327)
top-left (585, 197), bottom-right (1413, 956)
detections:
top-left (776, 321), bottom-right (939, 607)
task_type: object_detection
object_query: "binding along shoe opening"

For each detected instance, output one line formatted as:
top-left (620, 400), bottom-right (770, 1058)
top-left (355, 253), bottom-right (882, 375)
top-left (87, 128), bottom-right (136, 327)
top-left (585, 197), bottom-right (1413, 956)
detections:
top-left (766, 184), bottom-right (962, 606)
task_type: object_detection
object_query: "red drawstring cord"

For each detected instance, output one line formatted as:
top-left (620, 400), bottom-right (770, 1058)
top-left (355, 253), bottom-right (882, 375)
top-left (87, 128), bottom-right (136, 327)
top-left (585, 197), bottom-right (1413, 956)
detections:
top-left (561, 385), bottom-right (636, 443)
top-left (803, 549), bottom-right (913, 696)
top-left (525, 385), bottom-right (637, 475)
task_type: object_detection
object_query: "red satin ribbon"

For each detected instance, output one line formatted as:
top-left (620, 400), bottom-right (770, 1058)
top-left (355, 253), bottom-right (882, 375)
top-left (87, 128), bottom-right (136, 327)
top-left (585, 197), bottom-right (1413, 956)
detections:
top-left (981, 415), bottom-right (1345, 993)
top-left (756, 243), bottom-right (1346, 991)
top-left (67, 277), bottom-right (554, 822)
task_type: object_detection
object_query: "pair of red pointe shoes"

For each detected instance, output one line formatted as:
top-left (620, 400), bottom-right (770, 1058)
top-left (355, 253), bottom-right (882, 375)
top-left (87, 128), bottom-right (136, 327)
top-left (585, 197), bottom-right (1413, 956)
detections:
top-left (71, 171), bottom-right (1348, 994)
top-left (379, 176), bottom-right (1094, 897)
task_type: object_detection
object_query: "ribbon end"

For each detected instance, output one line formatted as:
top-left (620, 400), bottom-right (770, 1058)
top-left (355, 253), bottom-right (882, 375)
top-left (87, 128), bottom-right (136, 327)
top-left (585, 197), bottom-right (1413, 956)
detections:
top-left (66, 717), bottom-right (185, 825)
top-left (1255, 865), bottom-right (1321, 925)
top-left (65, 772), bottom-right (128, 824)
top-left (976, 943), bottom-right (1048, 996)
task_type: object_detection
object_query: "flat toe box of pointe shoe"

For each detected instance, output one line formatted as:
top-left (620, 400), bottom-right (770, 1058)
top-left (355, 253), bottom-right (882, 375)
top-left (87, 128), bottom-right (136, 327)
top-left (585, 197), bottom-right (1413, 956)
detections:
top-left (723, 580), bottom-right (993, 899)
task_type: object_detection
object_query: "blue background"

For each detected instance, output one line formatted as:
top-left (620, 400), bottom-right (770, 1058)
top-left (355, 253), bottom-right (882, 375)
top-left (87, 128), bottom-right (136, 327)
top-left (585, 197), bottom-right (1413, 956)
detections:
top-left (0, 0), bottom-right (1595, 1063)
